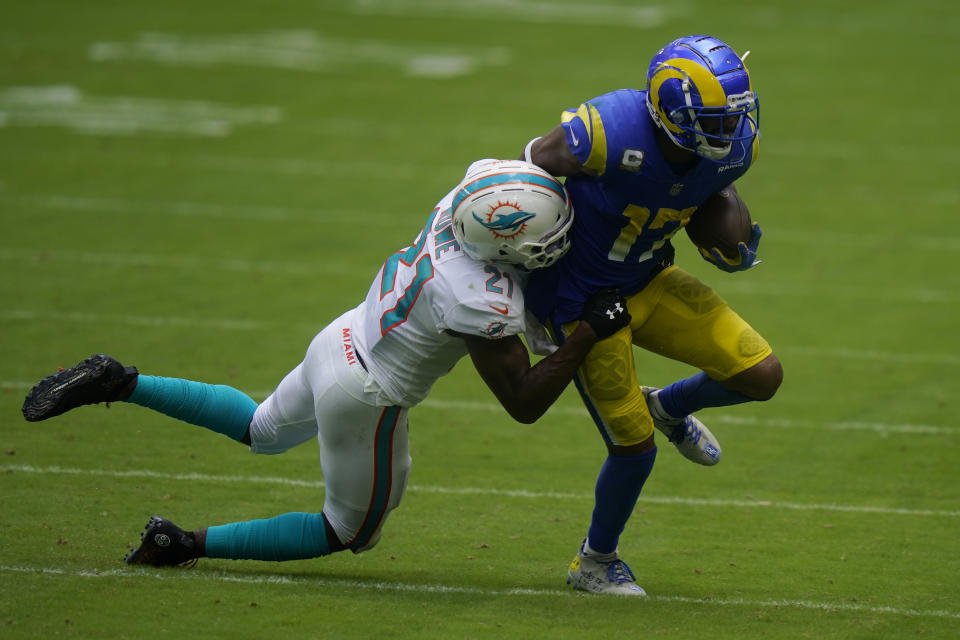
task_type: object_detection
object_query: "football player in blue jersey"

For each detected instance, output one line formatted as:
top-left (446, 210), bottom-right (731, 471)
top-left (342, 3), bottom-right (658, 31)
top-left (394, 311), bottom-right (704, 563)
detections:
top-left (521, 35), bottom-right (783, 595)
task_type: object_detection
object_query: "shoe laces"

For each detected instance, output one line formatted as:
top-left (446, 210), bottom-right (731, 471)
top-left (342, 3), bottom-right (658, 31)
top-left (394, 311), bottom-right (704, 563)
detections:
top-left (670, 417), bottom-right (701, 445)
top-left (605, 559), bottom-right (638, 585)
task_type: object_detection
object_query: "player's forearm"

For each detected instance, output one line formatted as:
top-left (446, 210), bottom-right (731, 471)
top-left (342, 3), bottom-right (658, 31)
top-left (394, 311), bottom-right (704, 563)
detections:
top-left (501, 324), bottom-right (597, 423)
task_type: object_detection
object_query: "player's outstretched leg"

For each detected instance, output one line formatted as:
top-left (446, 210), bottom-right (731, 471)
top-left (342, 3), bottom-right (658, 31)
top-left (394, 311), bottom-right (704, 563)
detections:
top-left (567, 539), bottom-right (647, 596)
top-left (22, 354), bottom-right (138, 422)
top-left (125, 516), bottom-right (199, 568)
top-left (125, 512), bottom-right (340, 567)
top-left (642, 386), bottom-right (721, 465)
top-left (22, 354), bottom-right (258, 444)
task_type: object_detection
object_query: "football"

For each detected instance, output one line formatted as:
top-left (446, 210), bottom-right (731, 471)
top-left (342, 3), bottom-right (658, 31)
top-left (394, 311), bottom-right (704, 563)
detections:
top-left (684, 188), bottom-right (752, 260)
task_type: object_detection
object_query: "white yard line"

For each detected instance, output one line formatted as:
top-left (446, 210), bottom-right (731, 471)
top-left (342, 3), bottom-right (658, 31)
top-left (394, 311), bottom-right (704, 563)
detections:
top-left (0, 85), bottom-right (280, 137)
top-left (2, 213), bottom-right (959, 302)
top-left (2, 464), bottom-right (958, 518)
top-left (0, 247), bottom-right (359, 277)
top-left (780, 346), bottom-right (960, 366)
top-left (716, 280), bottom-right (960, 303)
top-left (4, 290), bottom-right (959, 364)
top-left (1, 564), bottom-right (957, 619)
top-left (417, 399), bottom-right (958, 436)
top-left (6, 194), bottom-right (325, 221)
top-left (3, 298), bottom-right (958, 368)
top-left (0, 380), bottom-right (954, 436)
top-left (89, 31), bottom-right (509, 78)
top-left (345, 0), bottom-right (671, 28)
top-left (0, 310), bottom-right (266, 332)
top-left (11, 190), bottom-right (960, 254)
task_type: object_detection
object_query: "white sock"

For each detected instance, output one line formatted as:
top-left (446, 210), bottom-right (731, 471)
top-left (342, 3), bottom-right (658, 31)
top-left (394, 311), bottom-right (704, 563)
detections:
top-left (647, 389), bottom-right (679, 423)
top-left (584, 538), bottom-right (618, 561)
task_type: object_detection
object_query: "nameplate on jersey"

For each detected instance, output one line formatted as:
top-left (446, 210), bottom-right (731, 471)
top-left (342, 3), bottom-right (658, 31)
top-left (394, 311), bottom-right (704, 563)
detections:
top-left (619, 149), bottom-right (644, 172)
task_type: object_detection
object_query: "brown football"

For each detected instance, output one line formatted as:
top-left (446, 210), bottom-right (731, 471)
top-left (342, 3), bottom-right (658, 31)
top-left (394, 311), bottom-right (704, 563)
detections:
top-left (685, 188), bottom-right (752, 260)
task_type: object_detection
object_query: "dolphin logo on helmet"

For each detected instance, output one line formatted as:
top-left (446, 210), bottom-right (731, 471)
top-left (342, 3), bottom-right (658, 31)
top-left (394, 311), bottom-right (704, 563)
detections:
top-left (451, 160), bottom-right (574, 270)
top-left (473, 208), bottom-right (537, 239)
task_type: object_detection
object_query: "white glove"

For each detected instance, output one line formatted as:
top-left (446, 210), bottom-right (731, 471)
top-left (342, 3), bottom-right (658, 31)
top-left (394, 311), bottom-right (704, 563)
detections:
top-left (523, 309), bottom-right (558, 355)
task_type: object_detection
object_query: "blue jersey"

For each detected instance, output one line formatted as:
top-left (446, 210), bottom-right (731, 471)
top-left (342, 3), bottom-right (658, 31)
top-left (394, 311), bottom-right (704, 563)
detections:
top-left (527, 88), bottom-right (759, 324)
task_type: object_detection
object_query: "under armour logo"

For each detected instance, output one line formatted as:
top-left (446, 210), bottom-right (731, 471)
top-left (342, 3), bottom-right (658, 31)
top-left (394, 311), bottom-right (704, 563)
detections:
top-left (606, 303), bottom-right (624, 319)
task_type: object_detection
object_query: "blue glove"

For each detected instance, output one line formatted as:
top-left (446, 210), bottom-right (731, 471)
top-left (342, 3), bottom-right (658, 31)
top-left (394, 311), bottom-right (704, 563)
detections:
top-left (699, 222), bottom-right (763, 272)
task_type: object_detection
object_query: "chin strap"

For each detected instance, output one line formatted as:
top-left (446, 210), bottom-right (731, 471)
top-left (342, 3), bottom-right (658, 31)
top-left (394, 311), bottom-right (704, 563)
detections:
top-left (523, 309), bottom-right (558, 355)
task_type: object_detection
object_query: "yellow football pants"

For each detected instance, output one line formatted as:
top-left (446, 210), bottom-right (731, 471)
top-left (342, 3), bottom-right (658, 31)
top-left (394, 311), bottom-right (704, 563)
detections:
top-left (559, 266), bottom-right (772, 447)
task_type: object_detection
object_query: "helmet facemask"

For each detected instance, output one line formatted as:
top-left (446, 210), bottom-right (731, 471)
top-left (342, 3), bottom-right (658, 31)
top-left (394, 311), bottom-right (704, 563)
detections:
top-left (668, 92), bottom-right (759, 162)
top-left (507, 205), bottom-right (573, 270)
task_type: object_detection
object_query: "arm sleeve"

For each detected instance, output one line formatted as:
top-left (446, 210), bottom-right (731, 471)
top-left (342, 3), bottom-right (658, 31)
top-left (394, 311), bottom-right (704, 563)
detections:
top-left (560, 102), bottom-right (609, 176)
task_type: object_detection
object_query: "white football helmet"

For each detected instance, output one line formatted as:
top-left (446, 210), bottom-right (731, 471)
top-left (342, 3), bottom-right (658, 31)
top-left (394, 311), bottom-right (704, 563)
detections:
top-left (451, 160), bottom-right (573, 270)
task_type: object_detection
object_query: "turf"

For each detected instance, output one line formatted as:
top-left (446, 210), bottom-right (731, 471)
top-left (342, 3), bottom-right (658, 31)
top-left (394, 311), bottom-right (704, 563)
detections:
top-left (2, 0), bottom-right (959, 638)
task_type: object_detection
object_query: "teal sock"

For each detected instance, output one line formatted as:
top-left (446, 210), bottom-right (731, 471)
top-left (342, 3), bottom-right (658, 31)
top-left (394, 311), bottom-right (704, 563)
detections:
top-left (205, 512), bottom-right (332, 561)
top-left (127, 375), bottom-right (257, 442)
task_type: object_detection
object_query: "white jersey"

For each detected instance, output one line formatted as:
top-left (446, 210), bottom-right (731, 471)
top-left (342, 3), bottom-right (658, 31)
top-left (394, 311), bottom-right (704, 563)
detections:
top-left (352, 187), bottom-right (529, 407)
top-left (244, 158), bottom-right (570, 552)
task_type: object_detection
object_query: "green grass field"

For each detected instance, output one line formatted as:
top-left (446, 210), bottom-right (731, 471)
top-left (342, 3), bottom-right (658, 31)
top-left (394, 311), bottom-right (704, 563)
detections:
top-left (2, 0), bottom-right (959, 637)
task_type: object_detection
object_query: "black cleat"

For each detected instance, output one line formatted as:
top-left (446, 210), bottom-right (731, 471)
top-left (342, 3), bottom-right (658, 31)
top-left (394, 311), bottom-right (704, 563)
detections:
top-left (21, 354), bottom-right (138, 422)
top-left (125, 516), bottom-right (199, 568)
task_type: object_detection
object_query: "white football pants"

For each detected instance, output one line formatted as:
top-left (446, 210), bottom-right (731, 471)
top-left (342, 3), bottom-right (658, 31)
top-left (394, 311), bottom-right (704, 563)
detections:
top-left (247, 309), bottom-right (411, 552)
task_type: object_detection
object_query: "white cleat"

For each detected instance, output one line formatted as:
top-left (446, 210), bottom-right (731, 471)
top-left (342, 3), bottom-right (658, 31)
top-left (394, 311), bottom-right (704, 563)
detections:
top-left (642, 386), bottom-right (722, 466)
top-left (567, 541), bottom-right (647, 596)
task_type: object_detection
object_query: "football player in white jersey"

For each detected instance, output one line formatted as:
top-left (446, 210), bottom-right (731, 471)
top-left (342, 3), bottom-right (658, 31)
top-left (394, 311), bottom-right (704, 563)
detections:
top-left (21, 159), bottom-right (631, 568)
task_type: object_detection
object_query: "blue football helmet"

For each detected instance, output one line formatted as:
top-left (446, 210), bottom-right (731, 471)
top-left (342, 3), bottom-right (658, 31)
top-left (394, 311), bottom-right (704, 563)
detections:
top-left (646, 35), bottom-right (759, 163)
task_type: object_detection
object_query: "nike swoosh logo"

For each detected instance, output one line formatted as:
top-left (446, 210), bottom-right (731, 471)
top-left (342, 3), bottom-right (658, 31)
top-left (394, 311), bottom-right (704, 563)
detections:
top-left (488, 304), bottom-right (509, 315)
top-left (570, 128), bottom-right (580, 146)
